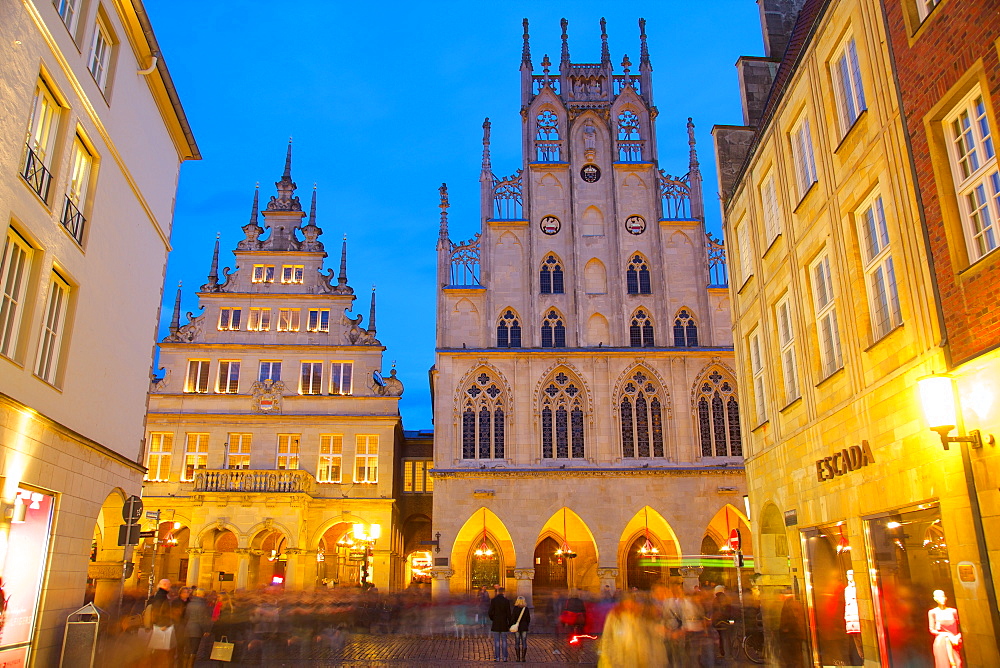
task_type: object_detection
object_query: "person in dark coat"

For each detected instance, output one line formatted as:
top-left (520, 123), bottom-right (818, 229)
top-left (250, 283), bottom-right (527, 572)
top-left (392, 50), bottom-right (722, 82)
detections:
top-left (488, 587), bottom-right (512, 661)
top-left (510, 596), bottom-right (531, 662)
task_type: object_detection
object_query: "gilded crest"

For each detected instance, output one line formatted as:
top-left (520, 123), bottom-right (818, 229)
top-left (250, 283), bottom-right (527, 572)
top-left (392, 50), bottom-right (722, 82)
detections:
top-left (250, 379), bottom-right (286, 414)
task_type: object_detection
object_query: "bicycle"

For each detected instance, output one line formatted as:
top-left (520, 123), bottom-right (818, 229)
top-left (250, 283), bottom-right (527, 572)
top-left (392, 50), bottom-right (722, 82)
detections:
top-left (741, 628), bottom-right (766, 664)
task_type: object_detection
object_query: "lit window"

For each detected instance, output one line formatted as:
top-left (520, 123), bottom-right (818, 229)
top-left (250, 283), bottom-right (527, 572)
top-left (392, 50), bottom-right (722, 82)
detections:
top-left (227, 433), bottom-right (251, 469)
top-left (258, 360), bottom-right (281, 382)
top-left (629, 309), bottom-right (655, 347)
top-left (307, 308), bottom-right (330, 332)
top-left (791, 117), bottom-right (818, 199)
top-left (281, 265), bottom-right (304, 284)
top-left (943, 89), bottom-right (999, 261)
top-left (0, 229), bottom-right (34, 359)
top-left (62, 135), bottom-right (92, 244)
top-left (539, 254), bottom-right (564, 294)
top-left (54, 0), bottom-right (80, 31)
top-left (626, 254), bottom-right (651, 294)
top-left (278, 308), bottom-right (300, 332)
top-left (277, 434), bottom-right (299, 470)
top-left (833, 38), bottom-right (867, 132)
top-left (217, 360), bottom-right (240, 393)
top-left (618, 369), bottom-right (665, 458)
top-left (88, 18), bottom-right (113, 90)
top-left (182, 433), bottom-right (208, 481)
top-left (35, 271), bottom-right (70, 384)
top-left (775, 297), bottom-right (799, 403)
top-left (811, 255), bottom-right (843, 377)
top-left (145, 432), bottom-right (173, 481)
top-left (673, 309), bottom-right (698, 347)
top-left (760, 172), bottom-right (781, 244)
top-left (354, 435), bottom-right (379, 483)
top-left (330, 361), bottom-right (353, 395)
top-left (252, 265), bottom-right (275, 283)
top-left (858, 195), bottom-right (902, 339)
top-left (299, 361), bottom-right (322, 395)
top-left (318, 434), bottom-right (343, 483)
top-left (403, 460), bottom-right (434, 493)
top-left (916, 0), bottom-right (940, 22)
top-left (218, 307), bottom-right (241, 331)
top-left (541, 309), bottom-right (565, 348)
top-left (749, 330), bottom-right (767, 425)
top-left (22, 79), bottom-right (60, 201)
top-left (185, 359), bottom-right (210, 393)
top-left (248, 307), bottom-right (270, 331)
top-left (737, 220), bottom-right (753, 284)
top-left (496, 309), bottom-right (522, 348)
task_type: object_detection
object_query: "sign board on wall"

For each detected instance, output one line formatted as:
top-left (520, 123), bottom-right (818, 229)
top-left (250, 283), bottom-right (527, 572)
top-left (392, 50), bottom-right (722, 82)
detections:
top-left (0, 489), bottom-right (54, 658)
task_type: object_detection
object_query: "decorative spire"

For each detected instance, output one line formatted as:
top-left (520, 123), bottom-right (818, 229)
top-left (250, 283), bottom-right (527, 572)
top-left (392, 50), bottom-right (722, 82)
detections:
top-left (207, 233), bottom-right (220, 284)
top-left (622, 55), bottom-right (632, 81)
top-left (249, 184), bottom-right (260, 226)
top-left (521, 18), bottom-right (531, 67)
top-left (438, 183), bottom-right (450, 241)
top-left (282, 139), bottom-right (292, 181)
top-left (306, 184), bottom-right (317, 227)
top-left (639, 18), bottom-right (651, 69)
top-left (481, 118), bottom-right (492, 174)
top-left (600, 17), bottom-right (610, 67)
top-left (266, 139), bottom-right (301, 212)
top-left (169, 282), bottom-right (182, 334)
top-left (541, 54), bottom-right (551, 81)
top-left (368, 285), bottom-right (377, 335)
top-left (560, 18), bottom-right (570, 67)
top-left (688, 117), bottom-right (704, 221)
top-left (337, 234), bottom-right (349, 287)
top-left (687, 117), bottom-right (700, 176)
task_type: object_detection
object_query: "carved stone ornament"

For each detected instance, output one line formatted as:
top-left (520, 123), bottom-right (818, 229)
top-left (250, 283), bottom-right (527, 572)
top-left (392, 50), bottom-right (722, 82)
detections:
top-left (596, 567), bottom-right (620, 580)
top-left (513, 568), bottom-right (536, 580)
top-left (251, 379), bottom-right (286, 414)
top-left (237, 223), bottom-right (264, 250)
top-left (88, 562), bottom-right (124, 580)
top-left (164, 313), bottom-right (204, 343)
top-left (150, 367), bottom-right (171, 393)
top-left (263, 518), bottom-right (274, 531)
top-left (343, 312), bottom-right (379, 346)
top-left (377, 368), bottom-right (404, 397)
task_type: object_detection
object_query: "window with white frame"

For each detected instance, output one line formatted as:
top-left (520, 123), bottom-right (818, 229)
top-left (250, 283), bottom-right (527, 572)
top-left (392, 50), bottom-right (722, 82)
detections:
top-left (62, 135), bottom-right (92, 243)
top-left (811, 254), bottom-right (843, 377)
top-left (35, 271), bottom-right (70, 384)
top-left (23, 79), bottom-right (60, 201)
top-left (944, 89), bottom-right (999, 261)
top-left (278, 308), bottom-right (300, 331)
top-left (182, 433), bottom-right (208, 481)
top-left (318, 434), bottom-right (342, 483)
top-left (281, 265), bottom-right (304, 284)
top-left (54, 0), bottom-right (80, 31)
top-left (0, 229), bottom-right (33, 359)
top-left (258, 360), bottom-right (281, 382)
top-left (858, 195), bottom-right (902, 339)
top-left (736, 219), bottom-right (753, 284)
top-left (749, 330), bottom-right (768, 425)
top-left (218, 307), bottom-right (241, 331)
top-left (916, 0), bottom-right (940, 22)
top-left (252, 265), bottom-right (275, 283)
top-left (248, 307), bottom-right (270, 331)
top-left (227, 433), bottom-right (251, 469)
top-left (88, 18), bottom-right (113, 90)
top-left (145, 432), bottom-right (173, 481)
top-left (185, 359), bottom-right (210, 393)
top-left (833, 37), bottom-right (866, 132)
top-left (277, 434), bottom-right (299, 470)
top-left (330, 361), bottom-right (353, 395)
top-left (300, 361), bottom-right (323, 394)
top-left (404, 460), bottom-right (434, 493)
top-left (307, 308), bottom-right (330, 332)
top-left (775, 297), bottom-right (800, 403)
top-left (354, 435), bottom-right (378, 483)
top-left (217, 360), bottom-right (240, 393)
top-left (791, 117), bottom-right (818, 199)
top-left (760, 171), bottom-right (781, 244)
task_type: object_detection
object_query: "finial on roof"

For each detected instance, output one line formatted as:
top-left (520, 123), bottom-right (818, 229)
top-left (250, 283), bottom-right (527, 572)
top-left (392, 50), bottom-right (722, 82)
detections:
top-left (622, 55), bottom-right (632, 80)
top-left (541, 54), bottom-right (551, 80)
top-left (560, 18), bottom-right (570, 66)
top-left (337, 234), bottom-right (349, 289)
top-left (306, 184), bottom-right (317, 227)
top-left (521, 18), bottom-right (531, 67)
top-left (687, 117), bottom-right (700, 173)
top-left (249, 184), bottom-right (260, 225)
top-left (208, 234), bottom-right (220, 283)
top-left (600, 18), bottom-right (610, 67)
top-left (639, 18), bottom-right (650, 68)
top-left (438, 183), bottom-right (450, 241)
top-left (267, 141), bottom-right (301, 212)
top-left (481, 118), bottom-right (492, 173)
top-left (169, 282), bottom-right (182, 333)
top-left (368, 285), bottom-right (377, 335)
top-left (283, 138), bottom-right (292, 180)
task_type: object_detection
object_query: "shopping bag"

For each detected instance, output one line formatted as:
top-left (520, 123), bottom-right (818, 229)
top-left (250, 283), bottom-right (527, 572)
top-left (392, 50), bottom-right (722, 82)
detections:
top-left (210, 636), bottom-right (235, 662)
top-left (147, 624), bottom-right (175, 650)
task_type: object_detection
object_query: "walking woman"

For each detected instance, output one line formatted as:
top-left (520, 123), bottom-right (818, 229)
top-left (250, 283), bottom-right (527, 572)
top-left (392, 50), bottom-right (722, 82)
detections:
top-left (511, 596), bottom-right (531, 663)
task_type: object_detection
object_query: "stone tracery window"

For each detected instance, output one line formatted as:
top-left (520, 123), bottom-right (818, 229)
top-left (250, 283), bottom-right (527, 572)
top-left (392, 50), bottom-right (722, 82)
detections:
top-left (673, 309), bottom-right (698, 347)
top-left (696, 369), bottom-right (742, 458)
top-left (540, 369), bottom-right (585, 459)
top-left (618, 110), bottom-right (643, 161)
top-left (540, 254), bottom-right (564, 294)
top-left (619, 369), bottom-right (665, 458)
top-left (541, 309), bottom-right (566, 348)
top-left (629, 309), bottom-right (655, 347)
top-left (461, 369), bottom-right (507, 460)
top-left (496, 309), bottom-right (522, 348)
top-left (536, 110), bottom-right (561, 161)
top-left (626, 254), bottom-right (651, 294)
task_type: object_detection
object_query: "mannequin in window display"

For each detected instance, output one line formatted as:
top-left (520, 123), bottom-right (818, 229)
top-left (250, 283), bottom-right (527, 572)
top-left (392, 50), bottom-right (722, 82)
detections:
top-left (928, 589), bottom-right (962, 668)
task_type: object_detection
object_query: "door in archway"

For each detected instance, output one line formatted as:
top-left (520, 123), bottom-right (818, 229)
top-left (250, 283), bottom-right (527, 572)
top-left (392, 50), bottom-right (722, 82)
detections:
top-left (469, 535), bottom-right (501, 590)
top-left (532, 537), bottom-right (567, 590)
top-left (625, 535), bottom-right (664, 591)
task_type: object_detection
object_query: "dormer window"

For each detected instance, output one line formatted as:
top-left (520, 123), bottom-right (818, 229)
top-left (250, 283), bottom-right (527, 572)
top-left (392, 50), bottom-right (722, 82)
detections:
top-left (252, 265), bottom-right (275, 283)
top-left (281, 265), bottom-right (304, 284)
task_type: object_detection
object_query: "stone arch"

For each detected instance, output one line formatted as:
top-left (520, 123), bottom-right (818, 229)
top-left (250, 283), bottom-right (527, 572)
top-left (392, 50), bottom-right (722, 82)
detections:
top-left (581, 205), bottom-right (604, 236)
top-left (586, 312), bottom-right (610, 346)
top-left (532, 360), bottom-right (593, 415)
top-left (701, 504), bottom-right (752, 590)
top-left (667, 229), bottom-right (693, 248)
top-left (452, 507), bottom-right (515, 593)
top-left (618, 506), bottom-right (682, 591)
top-left (622, 172), bottom-right (648, 189)
top-left (246, 519), bottom-right (297, 548)
top-left (535, 507), bottom-right (599, 594)
top-left (315, 521), bottom-right (364, 587)
top-left (539, 173), bottom-right (563, 189)
top-left (196, 520), bottom-right (245, 548)
top-left (248, 525), bottom-right (292, 588)
top-left (612, 363), bottom-right (672, 416)
top-left (584, 258), bottom-right (607, 294)
top-left (309, 512), bottom-right (370, 547)
top-left (90, 488), bottom-right (129, 609)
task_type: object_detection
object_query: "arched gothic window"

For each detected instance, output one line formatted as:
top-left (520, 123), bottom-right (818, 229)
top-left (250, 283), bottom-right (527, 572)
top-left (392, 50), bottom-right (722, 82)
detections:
top-left (673, 309), bottom-right (698, 347)
top-left (696, 370), bottom-right (742, 457)
top-left (536, 110), bottom-right (561, 162)
top-left (496, 309), bottom-right (521, 348)
top-left (540, 254), bottom-right (564, 294)
top-left (626, 255), bottom-right (652, 294)
top-left (617, 110), bottom-right (641, 140)
top-left (541, 310), bottom-right (566, 348)
top-left (540, 369), bottom-right (585, 459)
top-left (619, 369), bottom-right (665, 458)
top-left (629, 309), bottom-right (655, 347)
top-left (461, 370), bottom-right (507, 460)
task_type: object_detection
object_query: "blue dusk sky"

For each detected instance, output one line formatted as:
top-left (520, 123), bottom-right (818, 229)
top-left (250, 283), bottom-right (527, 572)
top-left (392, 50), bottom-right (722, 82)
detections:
top-left (145, 1), bottom-right (763, 430)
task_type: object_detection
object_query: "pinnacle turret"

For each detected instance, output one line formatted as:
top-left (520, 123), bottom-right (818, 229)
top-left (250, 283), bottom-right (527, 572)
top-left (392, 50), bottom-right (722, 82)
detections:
top-left (521, 18), bottom-right (531, 67)
top-left (600, 18), bottom-right (610, 67)
top-left (368, 286), bottom-right (377, 335)
top-left (169, 282), bottom-right (182, 334)
top-left (559, 18), bottom-right (570, 68)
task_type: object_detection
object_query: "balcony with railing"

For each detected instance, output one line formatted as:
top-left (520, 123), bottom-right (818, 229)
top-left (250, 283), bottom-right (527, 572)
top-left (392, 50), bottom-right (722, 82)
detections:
top-left (21, 144), bottom-right (52, 202)
top-left (61, 197), bottom-right (86, 244)
top-left (192, 469), bottom-right (315, 494)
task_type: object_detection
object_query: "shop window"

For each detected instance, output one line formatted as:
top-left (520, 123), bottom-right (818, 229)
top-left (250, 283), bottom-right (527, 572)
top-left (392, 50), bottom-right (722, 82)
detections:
top-left (802, 524), bottom-right (864, 666)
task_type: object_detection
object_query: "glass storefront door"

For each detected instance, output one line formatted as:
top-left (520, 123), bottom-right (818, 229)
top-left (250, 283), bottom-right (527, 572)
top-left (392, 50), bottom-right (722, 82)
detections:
top-left (802, 523), bottom-right (864, 666)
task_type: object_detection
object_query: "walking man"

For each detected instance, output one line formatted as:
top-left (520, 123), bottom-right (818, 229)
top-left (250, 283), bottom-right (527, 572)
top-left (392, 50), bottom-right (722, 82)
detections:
top-left (489, 586), bottom-right (512, 661)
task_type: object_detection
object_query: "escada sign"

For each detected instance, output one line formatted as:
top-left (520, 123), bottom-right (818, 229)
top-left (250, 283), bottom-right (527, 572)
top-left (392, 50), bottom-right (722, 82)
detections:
top-left (816, 440), bottom-right (875, 482)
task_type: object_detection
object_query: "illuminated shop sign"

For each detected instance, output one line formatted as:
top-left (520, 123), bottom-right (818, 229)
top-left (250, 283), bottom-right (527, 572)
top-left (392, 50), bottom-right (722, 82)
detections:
top-left (816, 440), bottom-right (875, 482)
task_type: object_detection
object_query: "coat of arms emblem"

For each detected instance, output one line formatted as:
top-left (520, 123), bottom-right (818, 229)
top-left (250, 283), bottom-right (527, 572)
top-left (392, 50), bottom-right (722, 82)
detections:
top-left (250, 379), bottom-right (286, 414)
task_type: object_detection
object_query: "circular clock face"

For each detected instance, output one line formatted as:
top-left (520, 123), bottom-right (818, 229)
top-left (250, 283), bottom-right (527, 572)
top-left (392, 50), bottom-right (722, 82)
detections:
top-left (581, 164), bottom-right (601, 183)
top-left (540, 216), bottom-right (561, 235)
top-left (625, 215), bottom-right (646, 235)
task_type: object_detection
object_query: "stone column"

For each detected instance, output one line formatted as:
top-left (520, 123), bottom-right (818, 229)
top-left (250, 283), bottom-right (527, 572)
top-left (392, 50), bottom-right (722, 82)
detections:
top-left (284, 548), bottom-right (302, 589)
top-left (235, 548), bottom-right (251, 589)
top-left (596, 567), bottom-right (620, 598)
top-left (431, 566), bottom-right (455, 602)
top-left (679, 566), bottom-right (704, 594)
top-left (186, 548), bottom-right (203, 587)
top-left (89, 561), bottom-right (124, 611)
top-left (514, 568), bottom-right (535, 608)
top-left (199, 550), bottom-right (218, 591)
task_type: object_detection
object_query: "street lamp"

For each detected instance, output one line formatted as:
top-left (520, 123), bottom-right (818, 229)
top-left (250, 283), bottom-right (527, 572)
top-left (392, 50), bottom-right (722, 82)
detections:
top-left (353, 523), bottom-right (381, 588)
top-left (917, 374), bottom-right (995, 449)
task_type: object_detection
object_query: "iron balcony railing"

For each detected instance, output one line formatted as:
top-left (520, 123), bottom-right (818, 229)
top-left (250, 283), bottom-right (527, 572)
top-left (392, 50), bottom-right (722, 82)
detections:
top-left (61, 197), bottom-right (86, 244)
top-left (192, 468), bottom-right (315, 494)
top-left (21, 143), bottom-right (52, 202)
